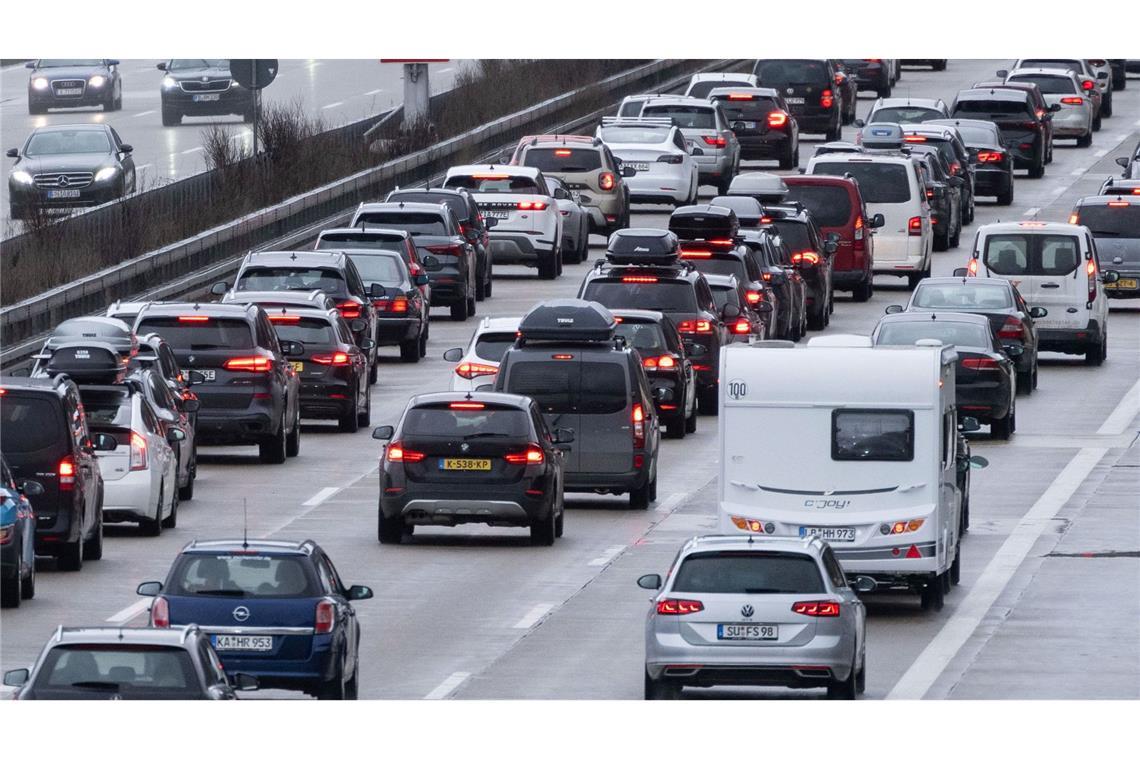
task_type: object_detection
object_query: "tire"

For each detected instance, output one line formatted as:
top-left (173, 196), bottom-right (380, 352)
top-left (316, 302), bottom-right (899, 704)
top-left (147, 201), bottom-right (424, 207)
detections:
top-left (344, 664), bottom-right (359, 700)
top-left (644, 669), bottom-right (681, 700)
top-left (827, 654), bottom-right (858, 699)
top-left (933, 60), bottom-right (947, 72)
top-left (1076, 132), bottom-right (1093, 148)
top-left (1084, 332), bottom-right (1106, 366)
top-left (630, 477), bottom-right (652, 510)
top-left (475, 267), bottom-right (486, 302)
top-left (1102, 95), bottom-right (1112, 118)
top-left (825, 124), bottom-right (842, 142)
top-left (368, 358), bottom-right (378, 385)
top-left (852, 277), bottom-right (873, 303)
top-left (698, 385), bottom-right (718, 416)
top-left (933, 226), bottom-right (949, 252)
top-left (178, 466), bottom-right (195, 502)
top-left (1, 572), bottom-right (20, 609)
top-left (338, 391), bottom-right (360, 433)
top-left (685, 405), bottom-right (698, 434)
top-left (807, 301), bottom-right (826, 330)
top-left (259, 418), bottom-right (288, 464)
top-left (399, 337), bottom-right (420, 363)
top-left (778, 142), bottom-right (796, 170)
top-left (950, 547), bottom-right (961, 586)
top-left (317, 664), bottom-right (346, 700)
top-left (286, 412), bottom-right (301, 457)
top-left (58, 537), bottom-right (83, 572)
top-left (554, 507), bottom-right (564, 539)
top-left (162, 486), bottom-right (179, 529)
top-left (855, 651), bottom-right (866, 694)
top-left (529, 508), bottom-right (556, 546)
top-left (378, 511), bottom-right (404, 544)
top-left (877, 85), bottom-right (892, 99)
top-left (1092, 112), bottom-right (1102, 132)
top-left (449, 298), bottom-right (469, 321)
top-left (28, 101), bottom-right (46, 116)
top-left (104, 93), bottom-right (116, 112)
top-left (419, 323), bottom-right (429, 358)
top-left (83, 502), bottom-right (103, 561)
top-left (996, 183), bottom-right (1014, 206)
top-left (991, 406), bottom-right (1014, 440)
top-left (1028, 161), bottom-right (1045, 179)
top-left (161, 107), bottom-right (181, 127)
top-left (664, 413), bottom-right (687, 440)
top-left (357, 388), bottom-right (372, 429)
top-left (483, 274), bottom-right (493, 298)
top-left (467, 288), bottom-right (477, 318)
top-left (907, 272), bottom-right (924, 290)
top-left (920, 575), bottom-right (945, 611)
top-left (537, 253), bottom-right (558, 280)
top-left (716, 177), bottom-right (732, 196)
top-left (21, 549), bottom-right (36, 600)
top-left (139, 493), bottom-right (164, 537)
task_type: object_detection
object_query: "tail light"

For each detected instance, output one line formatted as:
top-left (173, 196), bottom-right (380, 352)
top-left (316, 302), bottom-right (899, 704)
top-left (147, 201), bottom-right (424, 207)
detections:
top-left (976, 151), bottom-right (1004, 163)
top-left (632, 403), bottom-right (646, 449)
top-left (676, 320), bottom-right (712, 334)
top-left (58, 456), bottom-right (76, 491)
top-left (336, 300), bottom-right (361, 319)
top-left (853, 215), bottom-right (865, 242)
top-left (949, 162), bottom-right (961, 175)
top-left (425, 243), bottom-right (464, 257)
top-left (129, 432), bottom-right (148, 471)
top-left (730, 516), bottom-right (765, 532)
top-left (599, 171), bottom-right (616, 191)
top-left (1087, 259), bottom-right (1097, 302)
top-left (908, 216), bottom-right (923, 236)
top-left (449, 402), bottom-right (485, 410)
top-left (315, 599), bottom-right (336, 634)
top-left (680, 250), bottom-right (713, 259)
top-left (745, 290), bottom-right (763, 305)
top-left (791, 251), bottom-right (820, 265)
top-left (642, 355), bottom-right (676, 370)
top-left (177, 315), bottom-right (209, 322)
top-left (967, 257), bottom-right (978, 276)
top-left (386, 441), bottom-right (425, 463)
top-left (374, 296), bottom-right (409, 313)
top-left (1080, 79), bottom-right (1095, 91)
top-left (656, 154), bottom-right (684, 164)
top-left (224, 356), bottom-right (272, 372)
top-left (820, 89), bottom-right (834, 109)
top-left (767, 111), bottom-right (789, 128)
top-left (517, 200), bottom-right (548, 211)
top-left (1060, 97), bottom-right (1084, 105)
top-left (622, 275), bottom-right (658, 283)
top-left (997, 316), bottom-right (1025, 341)
top-left (454, 361), bottom-right (498, 379)
top-left (701, 135), bottom-right (727, 148)
top-left (656, 599), bottom-right (704, 615)
top-left (961, 357), bottom-right (1000, 370)
top-left (504, 444), bottom-right (545, 465)
top-left (268, 314), bottom-right (301, 323)
top-left (732, 318), bottom-right (752, 334)
top-left (1068, 212), bottom-right (1079, 225)
top-left (150, 597), bottom-right (170, 628)
top-left (792, 601), bottom-right (840, 617)
top-left (726, 93), bottom-right (756, 101)
top-left (762, 272), bottom-right (773, 281)
top-left (311, 352), bottom-right (351, 366)
top-left (1107, 200), bottom-right (1130, 207)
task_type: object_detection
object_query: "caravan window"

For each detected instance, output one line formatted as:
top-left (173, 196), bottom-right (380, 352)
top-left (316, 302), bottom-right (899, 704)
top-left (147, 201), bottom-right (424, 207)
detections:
top-left (832, 409), bottom-right (914, 462)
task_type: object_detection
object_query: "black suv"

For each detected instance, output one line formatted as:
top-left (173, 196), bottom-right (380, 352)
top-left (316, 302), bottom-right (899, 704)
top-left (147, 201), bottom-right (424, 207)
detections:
top-left (0, 375), bottom-right (112, 570)
top-left (134, 303), bottom-right (303, 463)
top-left (739, 227), bottom-right (808, 341)
top-left (758, 205), bottom-right (837, 330)
top-left (752, 59), bottom-right (843, 140)
top-left (838, 59), bottom-right (893, 98)
top-left (951, 88), bottom-right (1050, 178)
top-left (156, 59), bottom-right (254, 127)
top-left (578, 229), bottom-right (732, 414)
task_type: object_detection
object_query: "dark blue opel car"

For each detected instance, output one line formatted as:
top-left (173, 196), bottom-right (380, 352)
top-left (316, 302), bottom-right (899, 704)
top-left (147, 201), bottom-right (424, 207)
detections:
top-left (137, 538), bottom-right (372, 699)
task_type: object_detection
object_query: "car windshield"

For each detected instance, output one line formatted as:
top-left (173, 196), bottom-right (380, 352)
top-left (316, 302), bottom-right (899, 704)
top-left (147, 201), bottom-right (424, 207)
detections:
top-left (582, 279), bottom-right (698, 313)
top-left (270, 318), bottom-right (336, 346)
top-left (0, 394), bottom-right (59, 453)
top-left (37, 59), bottom-right (105, 68)
top-left (615, 322), bottom-right (667, 353)
top-left (953, 99), bottom-right (1033, 118)
top-left (352, 212), bottom-right (447, 236)
top-left (832, 409), bottom-right (914, 461)
top-left (236, 267), bottom-right (346, 294)
top-left (982, 234), bottom-right (1081, 276)
top-left (32, 645), bottom-right (200, 699)
top-left (1008, 75), bottom-right (1076, 95)
top-left (673, 552), bottom-right (825, 594)
top-left (136, 318), bottom-right (254, 351)
top-left (444, 174), bottom-right (541, 194)
top-left (403, 406), bottom-right (529, 438)
top-left (600, 126), bottom-right (671, 144)
top-left (25, 130), bottom-right (110, 157)
top-left (474, 333), bottom-right (517, 363)
top-left (912, 283), bottom-right (1014, 310)
top-left (77, 389), bottom-right (132, 428)
top-left (641, 106), bottom-right (716, 130)
top-left (783, 184), bottom-right (852, 227)
top-left (167, 554), bottom-right (319, 597)
top-left (317, 233), bottom-right (405, 252)
top-left (168, 60), bottom-right (229, 71)
top-left (522, 148), bottom-right (603, 173)
top-left (688, 80), bottom-right (753, 98)
top-left (754, 60), bottom-right (829, 86)
top-left (717, 97), bottom-right (780, 122)
top-left (870, 107), bottom-right (942, 124)
top-left (1075, 206), bottom-right (1140, 238)
top-left (876, 321), bottom-right (991, 350)
top-left (811, 162), bottom-right (910, 204)
top-left (345, 253), bottom-right (404, 285)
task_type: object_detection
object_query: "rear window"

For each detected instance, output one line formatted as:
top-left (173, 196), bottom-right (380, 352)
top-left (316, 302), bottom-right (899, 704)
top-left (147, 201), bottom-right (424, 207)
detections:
top-left (0, 394), bottom-right (61, 453)
top-left (783, 185), bottom-right (852, 227)
top-left (982, 234), bottom-right (1081, 276)
top-left (388, 193), bottom-right (469, 221)
top-left (641, 106), bottom-right (716, 130)
top-left (811, 162), bottom-right (911, 204)
top-left (1019, 60), bottom-right (1081, 75)
top-left (952, 99), bottom-right (1032, 118)
top-left (599, 126), bottom-right (671, 145)
top-left (78, 389), bottom-right (132, 428)
top-left (270, 318), bottom-right (336, 347)
top-left (504, 361), bottom-right (627, 415)
top-left (717, 97), bottom-right (780, 122)
top-left (710, 285), bottom-right (742, 311)
top-left (770, 221), bottom-right (812, 251)
top-left (582, 279), bottom-right (698, 313)
top-left (236, 267), bottom-right (346, 294)
top-left (352, 212), bottom-right (446, 236)
top-left (403, 405), bottom-right (530, 438)
top-left (33, 646), bottom-right (200, 697)
top-left (166, 554), bottom-right (319, 598)
top-left (136, 318), bottom-right (254, 351)
top-left (876, 321), bottom-right (991, 349)
top-left (615, 322), bottom-right (667, 354)
top-left (754, 60), bottom-right (829, 86)
top-left (522, 148), bottom-right (603, 173)
top-left (942, 123), bottom-right (997, 146)
top-left (832, 409), bottom-right (914, 461)
top-left (912, 283), bottom-right (1013, 310)
top-left (870, 106), bottom-right (942, 124)
top-left (444, 174), bottom-right (540, 194)
top-left (686, 256), bottom-right (747, 279)
top-left (1075, 205), bottom-right (1140, 238)
top-left (345, 252), bottom-right (404, 285)
top-left (474, 333), bottom-right (517, 363)
top-left (688, 80), bottom-right (754, 98)
top-left (1008, 75), bottom-right (1076, 95)
top-left (672, 551), bottom-right (825, 594)
top-left (316, 234), bottom-right (405, 252)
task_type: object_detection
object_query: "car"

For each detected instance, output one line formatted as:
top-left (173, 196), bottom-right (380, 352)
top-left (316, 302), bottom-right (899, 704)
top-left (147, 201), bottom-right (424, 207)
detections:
top-left (706, 87), bottom-right (799, 169)
top-left (753, 59), bottom-right (844, 140)
top-left (1070, 195), bottom-right (1140, 300)
top-left (384, 187), bottom-right (495, 300)
top-left (610, 309), bottom-right (698, 439)
top-left (634, 97), bottom-right (740, 195)
top-left (964, 221), bottom-right (1117, 364)
top-left (0, 374), bottom-right (111, 571)
top-left (1113, 140), bottom-right (1140, 180)
top-left (706, 273), bottom-right (767, 340)
top-left (637, 535), bottom-right (867, 700)
top-left (339, 249), bottom-right (430, 362)
top-left (927, 118), bottom-right (1016, 206)
top-left (7, 124), bottom-right (136, 220)
top-left (889, 276), bottom-right (1044, 392)
top-left (372, 391), bottom-right (569, 545)
top-left (905, 144), bottom-right (964, 251)
top-left (757, 204), bottom-right (837, 329)
top-left (784, 175), bottom-right (882, 301)
top-left (495, 299), bottom-right (661, 507)
top-left (899, 124), bottom-right (976, 225)
top-left (969, 79), bottom-right (1056, 164)
top-left (542, 175), bottom-right (592, 263)
top-left (442, 316), bottom-right (522, 392)
top-left (739, 225), bottom-right (808, 341)
top-left (828, 62), bottom-right (860, 125)
top-left (1106, 59), bottom-right (1127, 90)
top-left (133, 302), bottom-right (303, 462)
top-left (1006, 58), bottom-right (1111, 120)
top-left (580, 229), bottom-right (733, 414)
top-left (137, 538), bottom-right (372, 699)
top-left (901, 59), bottom-right (948, 71)
top-left (596, 117), bottom-right (700, 206)
top-left (1, 458), bottom-right (39, 607)
top-left (131, 357), bottom-right (199, 503)
top-left (951, 88), bottom-right (1050, 178)
top-left (265, 307), bottom-right (373, 432)
top-left (1099, 178), bottom-right (1140, 196)
top-left (2, 625), bottom-right (259, 700)
top-left (1005, 69), bottom-right (1094, 147)
top-left (808, 144), bottom-right (933, 288)
top-left (315, 227), bottom-right (433, 303)
top-left (684, 72), bottom-right (759, 99)
top-left (25, 59), bottom-right (122, 113)
top-left (442, 165), bottom-right (563, 280)
top-left (838, 58), bottom-right (893, 98)
top-left (508, 135), bottom-right (634, 236)
top-left (873, 312), bottom-right (1017, 438)
top-left (224, 250), bottom-right (381, 377)
top-left (860, 97), bottom-right (949, 126)
top-left (157, 59), bottom-right (255, 127)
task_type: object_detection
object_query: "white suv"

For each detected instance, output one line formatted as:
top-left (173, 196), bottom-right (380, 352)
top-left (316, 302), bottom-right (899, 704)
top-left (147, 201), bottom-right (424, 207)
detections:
top-left (441, 316), bottom-right (522, 392)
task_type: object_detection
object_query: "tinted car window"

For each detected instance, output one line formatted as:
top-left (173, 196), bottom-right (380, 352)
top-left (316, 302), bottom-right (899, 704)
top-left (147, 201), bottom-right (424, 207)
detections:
top-left (34, 646), bottom-right (200, 697)
top-left (474, 333), bottom-right (517, 363)
top-left (912, 283), bottom-right (1014, 309)
top-left (876, 322), bottom-right (991, 349)
top-left (688, 80), bottom-right (753, 98)
top-left (783, 185), bottom-right (851, 227)
top-left (615, 323), bottom-right (666, 353)
top-left (688, 257), bottom-right (747, 278)
top-left (771, 221), bottom-right (812, 251)
top-left (982, 234), bottom-right (1080, 276)
top-left (578, 362), bottom-right (627, 414)
top-left (953, 100), bottom-right (1033, 118)
top-left (946, 124), bottom-right (999, 145)
top-left (271, 317), bottom-right (336, 346)
top-left (870, 107), bottom-right (942, 124)
top-left (137, 318), bottom-right (254, 350)
top-left (754, 60), bottom-right (829, 86)
top-left (1076, 206), bottom-right (1140, 238)
top-left (80, 389), bottom-right (132, 427)
top-left (673, 552), bottom-right (826, 594)
top-left (1008, 75), bottom-right (1076, 95)
top-left (582, 279), bottom-right (698, 313)
top-left (0, 395), bottom-right (60, 453)
top-left (718, 98), bottom-right (780, 121)
top-left (344, 253), bottom-right (404, 284)
top-left (506, 361), bottom-right (574, 414)
top-left (236, 267), bottom-right (346, 294)
top-left (403, 406), bottom-right (530, 438)
top-left (444, 175), bottom-right (541, 194)
top-left (832, 409), bottom-right (914, 461)
top-left (167, 554), bottom-right (319, 597)
top-left (316, 234), bottom-right (405, 252)
top-left (812, 162), bottom-right (911, 203)
top-left (641, 106), bottom-right (716, 130)
top-left (522, 148), bottom-right (603, 173)
top-left (600, 126), bottom-right (672, 144)
top-left (25, 130), bottom-right (111, 156)
top-left (710, 285), bottom-right (742, 310)
top-left (388, 193), bottom-right (469, 222)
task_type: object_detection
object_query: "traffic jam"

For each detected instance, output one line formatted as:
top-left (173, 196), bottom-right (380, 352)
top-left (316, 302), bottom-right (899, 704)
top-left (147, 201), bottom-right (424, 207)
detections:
top-left (2, 56), bottom-right (1138, 706)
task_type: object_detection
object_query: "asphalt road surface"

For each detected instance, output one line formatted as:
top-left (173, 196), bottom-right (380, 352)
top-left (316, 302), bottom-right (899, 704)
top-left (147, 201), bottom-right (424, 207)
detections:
top-left (2, 58), bottom-right (1137, 700)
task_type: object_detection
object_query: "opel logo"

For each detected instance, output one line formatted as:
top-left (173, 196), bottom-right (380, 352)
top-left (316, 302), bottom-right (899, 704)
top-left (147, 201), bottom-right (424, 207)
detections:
top-left (232, 605), bottom-right (250, 623)
top-left (741, 604), bottom-right (754, 618)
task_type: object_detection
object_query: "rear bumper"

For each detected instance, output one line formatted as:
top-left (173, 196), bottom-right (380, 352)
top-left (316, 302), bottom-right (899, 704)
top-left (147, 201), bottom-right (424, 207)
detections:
top-left (195, 409), bottom-right (276, 445)
top-left (161, 89), bottom-right (252, 116)
top-left (1052, 110), bottom-right (1092, 137)
top-left (626, 173), bottom-right (690, 203)
top-left (972, 168), bottom-right (1013, 196)
top-left (693, 153), bottom-right (733, 180)
top-left (381, 486), bottom-right (553, 526)
top-left (1038, 324), bottom-right (1100, 354)
top-left (212, 633), bottom-right (337, 688)
top-left (101, 474), bottom-right (159, 522)
top-left (957, 381), bottom-right (1013, 421)
top-left (489, 232), bottom-right (557, 266)
top-left (34, 500), bottom-right (81, 549)
top-left (737, 134), bottom-right (791, 159)
top-left (426, 271), bottom-right (468, 305)
top-left (831, 269), bottom-right (870, 288)
top-left (299, 381), bottom-right (354, 419)
top-left (565, 466), bottom-right (649, 494)
top-left (646, 636), bottom-right (852, 685)
top-left (789, 108), bottom-right (838, 134)
top-left (374, 317), bottom-right (421, 344)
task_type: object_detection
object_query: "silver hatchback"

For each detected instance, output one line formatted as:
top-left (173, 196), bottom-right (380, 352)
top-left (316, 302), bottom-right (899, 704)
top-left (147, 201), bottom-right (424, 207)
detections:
top-left (638, 535), bottom-right (867, 699)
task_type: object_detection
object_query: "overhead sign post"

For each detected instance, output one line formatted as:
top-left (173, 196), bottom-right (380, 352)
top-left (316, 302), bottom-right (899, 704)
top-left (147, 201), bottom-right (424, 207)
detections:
top-left (230, 59), bottom-right (279, 156)
top-left (380, 59), bottom-right (448, 126)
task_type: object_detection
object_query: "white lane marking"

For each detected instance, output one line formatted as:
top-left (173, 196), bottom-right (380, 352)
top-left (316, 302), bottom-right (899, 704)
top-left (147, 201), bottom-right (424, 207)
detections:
top-left (135, 164), bottom-right (152, 172)
top-left (512, 603), bottom-right (554, 629)
top-left (1070, 167), bottom-right (1084, 176)
top-left (1093, 148), bottom-right (1108, 158)
top-left (106, 598), bottom-right (151, 624)
top-left (365, 89), bottom-right (383, 96)
top-left (265, 463), bottom-right (378, 537)
top-left (320, 101), bottom-right (343, 110)
top-left (654, 491), bottom-right (688, 514)
top-left (302, 486), bottom-right (340, 507)
top-left (1022, 207), bottom-right (1039, 217)
top-left (424, 672), bottom-right (469, 700)
top-left (587, 544), bottom-right (626, 566)
top-left (132, 110), bottom-right (155, 118)
top-left (180, 146), bottom-right (204, 155)
top-left (438, 67), bottom-right (454, 74)
top-left (887, 376), bottom-right (1140, 700)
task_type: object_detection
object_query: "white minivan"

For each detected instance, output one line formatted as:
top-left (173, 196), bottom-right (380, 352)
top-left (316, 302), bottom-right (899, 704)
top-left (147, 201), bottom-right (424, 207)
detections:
top-left (807, 151), bottom-right (933, 288)
top-left (965, 221), bottom-right (1118, 364)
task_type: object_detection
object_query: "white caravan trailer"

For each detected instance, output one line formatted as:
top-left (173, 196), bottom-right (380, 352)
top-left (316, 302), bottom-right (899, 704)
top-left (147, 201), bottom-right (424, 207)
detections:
top-left (717, 335), bottom-right (967, 610)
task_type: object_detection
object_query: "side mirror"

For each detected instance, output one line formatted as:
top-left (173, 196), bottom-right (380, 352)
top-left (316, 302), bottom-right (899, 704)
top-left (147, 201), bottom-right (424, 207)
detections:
top-left (654, 387), bottom-right (674, 403)
top-left (959, 416), bottom-right (981, 433)
top-left (156, 62), bottom-right (168, 71)
top-left (186, 370), bottom-right (207, 385)
top-left (871, 213), bottom-right (885, 228)
top-left (136, 581), bottom-right (163, 596)
top-left (637, 573), bottom-right (662, 590)
top-left (350, 317), bottom-right (368, 333)
top-left (996, 69), bottom-right (1008, 78)
top-left (232, 673), bottom-right (259, 691)
top-left (553, 428), bottom-right (575, 445)
top-left (691, 146), bottom-right (705, 157)
top-left (685, 342), bottom-right (709, 358)
top-left (950, 176), bottom-right (965, 188)
top-left (621, 166), bottom-right (637, 178)
top-left (372, 425), bottom-right (394, 441)
top-left (421, 255), bottom-right (442, 271)
top-left (358, 338), bottom-right (376, 351)
top-left (1050, 103), bottom-right (1062, 113)
top-left (484, 217), bottom-right (498, 229)
top-left (3, 669), bottom-right (29, 688)
top-left (414, 273), bottom-right (430, 286)
top-left (853, 118), bottom-right (865, 128)
top-left (1004, 344), bottom-right (1024, 357)
top-left (969, 455), bottom-right (990, 469)
top-left (166, 428), bottom-right (186, 444)
top-left (823, 240), bottom-right (838, 254)
top-left (5, 148), bottom-right (18, 159)
top-left (952, 267), bottom-right (969, 277)
top-left (181, 398), bottom-right (201, 413)
top-left (25, 61), bottom-right (36, 69)
top-left (209, 282), bottom-right (229, 296)
top-left (884, 304), bottom-right (904, 314)
top-left (721, 303), bottom-right (741, 319)
top-left (120, 144), bottom-right (133, 154)
top-left (369, 282), bottom-right (388, 300)
top-left (1102, 270), bottom-right (1120, 284)
top-left (852, 576), bottom-right (876, 593)
top-left (1117, 157), bottom-right (1131, 169)
top-left (552, 187), bottom-right (569, 200)
top-left (92, 432), bottom-right (118, 452)
top-left (346, 584), bottom-right (373, 601)
top-left (1029, 306), bottom-right (1048, 319)
top-left (753, 300), bottom-right (774, 314)
top-left (18, 479), bottom-right (45, 497)
top-left (279, 339), bottom-right (304, 357)
top-left (442, 347), bottom-right (464, 362)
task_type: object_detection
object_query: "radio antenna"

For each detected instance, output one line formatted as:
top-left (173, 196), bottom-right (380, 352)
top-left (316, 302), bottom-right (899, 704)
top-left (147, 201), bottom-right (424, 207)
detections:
top-left (242, 498), bottom-right (249, 549)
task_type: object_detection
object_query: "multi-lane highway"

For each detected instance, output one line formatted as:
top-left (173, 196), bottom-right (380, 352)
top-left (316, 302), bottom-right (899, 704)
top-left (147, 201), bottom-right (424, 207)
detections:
top-left (1, 58), bottom-right (1137, 700)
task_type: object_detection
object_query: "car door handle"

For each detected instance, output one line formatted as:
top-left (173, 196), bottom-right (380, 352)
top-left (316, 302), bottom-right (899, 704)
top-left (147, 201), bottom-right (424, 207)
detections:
top-left (1041, 283), bottom-right (1060, 288)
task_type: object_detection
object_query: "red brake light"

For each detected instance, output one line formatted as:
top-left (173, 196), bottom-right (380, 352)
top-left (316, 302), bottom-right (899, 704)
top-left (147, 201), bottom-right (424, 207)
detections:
top-left (129, 432), bottom-right (148, 471)
top-left (449, 402), bottom-right (485, 410)
top-left (792, 601), bottom-right (840, 617)
top-left (656, 599), bottom-right (704, 615)
top-left (554, 148), bottom-right (572, 157)
top-left (997, 316), bottom-right (1024, 341)
top-left (505, 444), bottom-right (545, 465)
top-left (976, 151), bottom-right (1004, 163)
top-left (908, 216), bottom-right (923, 236)
top-left (745, 290), bottom-right (762, 304)
top-left (311, 352), bottom-right (351, 366)
top-left (224, 356), bottom-right (272, 372)
top-left (726, 93), bottom-right (755, 101)
top-left (1081, 79), bottom-right (1095, 91)
top-left (268, 314), bottom-right (301, 323)
top-left (1068, 213), bottom-right (1079, 224)
top-left (791, 251), bottom-right (820, 265)
top-left (315, 599), bottom-right (336, 634)
top-left (599, 171), bottom-right (616, 191)
top-left (701, 135), bottom-right (727, 148)
top-left (150, 596), bottom-right (170, 628)
top-left (58, 456), bottom-right (76, 491)
top-left (632, 403), bottom-right (646, 449)
top-left (1060, 97), bottom-right (1084, 105)
top-left (962, 357), bottom-right (1000, 370)
top-left (642, 355), bottom-right (676, 371)
top-left (336, 300), bottom-right (361, 319)
top-left (622, 275), bottom-right (658, 283)
top-left (386, 441), bottom-right (425, 463)
top-left (1087, 259), bottom-right (1097, 302)
top-left (767, 111), bottom-right (788, 128)
top-left (551, 354), bottom-right (574, 360)
top-left (1107, 201), bottom-right (1130, 208)
top-left (820, 89), bottom-right (834, 109)
top-left (676, 320), bottom-right (712, 334)
top-left (455, 361), bottom-right (498, 379)
top-left (375, 296), bottom-right (409, 313)
top-left (177, 315), bottom-right (209, 322)
top-left (471, 173), bottom-right (509, 179)
top-left (680, 250), bottom-right (713, 258)
top-left (967, 258), bottom-right (978, 276)
top-left (517, 200), bottom-right (548, 211)
top-left (732, 318), bottom-right (751, 334)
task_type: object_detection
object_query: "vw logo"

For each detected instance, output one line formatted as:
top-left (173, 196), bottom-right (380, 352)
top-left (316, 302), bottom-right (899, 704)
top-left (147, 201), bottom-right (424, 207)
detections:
top-left (232, 605), bottom-right (250, 623)
top-left (741, 604), bottom-right (754, 618)
top-left (57, 176), bottom-right (70, 188)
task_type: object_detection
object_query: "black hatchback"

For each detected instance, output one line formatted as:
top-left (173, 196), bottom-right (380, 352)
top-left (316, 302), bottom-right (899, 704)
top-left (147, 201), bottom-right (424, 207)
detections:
top-left (752, 59), bottom-right (843, 141)
top-left (758, 205), bottom-right (836, 331)
top-left (610, 309), bottom-right (698, 440)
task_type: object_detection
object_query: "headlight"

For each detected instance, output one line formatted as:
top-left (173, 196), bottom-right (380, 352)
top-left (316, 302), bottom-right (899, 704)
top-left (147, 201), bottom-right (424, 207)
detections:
top-left (32, 77), bottom-right (49, 90)
top-left (162, 76), bottom-right (177, 89)
top-left (94, 167), bottom-right (119, 183)
top-left (89, 75), bottom-right (106, 88)
top-left (11, 170), bottom-right (34, 185)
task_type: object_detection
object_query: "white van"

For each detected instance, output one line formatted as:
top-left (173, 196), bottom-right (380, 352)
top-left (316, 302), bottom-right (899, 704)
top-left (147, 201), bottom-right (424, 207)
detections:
top-left (806, 152), bottom-right (933, 288)
top-left (717, 335), bottom-right (978, 611)
top-left (965, 221), bottom-right (1117, 365)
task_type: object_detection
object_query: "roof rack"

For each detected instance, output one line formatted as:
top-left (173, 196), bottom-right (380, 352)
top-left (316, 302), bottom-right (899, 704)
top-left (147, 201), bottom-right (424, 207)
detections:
top-left (599, 116), bottom-right (674, 128)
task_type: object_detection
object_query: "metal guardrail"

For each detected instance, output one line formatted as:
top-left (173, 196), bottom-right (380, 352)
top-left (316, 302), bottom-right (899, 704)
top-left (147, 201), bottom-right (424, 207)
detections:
top-left (1, 59), bottom-right (747, 368)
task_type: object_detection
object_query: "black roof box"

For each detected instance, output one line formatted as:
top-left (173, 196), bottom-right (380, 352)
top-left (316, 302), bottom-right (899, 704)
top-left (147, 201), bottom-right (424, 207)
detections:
top-left (606, 228), bottom-right (680, 265)
top-left (42, 341), bottom-right (128, 385)
top-left (669, 204), bottom-right (739, 242)
top-left (517, 299), bottom-right (618, 343)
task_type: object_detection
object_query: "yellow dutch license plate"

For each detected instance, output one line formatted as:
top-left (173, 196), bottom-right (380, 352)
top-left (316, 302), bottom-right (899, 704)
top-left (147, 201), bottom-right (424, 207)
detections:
top-left (290, 361), bottom-right (304, 373)
top-left (440, 458), bottom-right (491, 471)
top-left (1106, 278), bottom-right (1137, 290)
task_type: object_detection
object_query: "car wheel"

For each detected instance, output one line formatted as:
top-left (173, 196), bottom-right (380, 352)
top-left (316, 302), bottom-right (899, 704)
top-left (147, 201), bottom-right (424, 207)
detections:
top-left (140, 488), bottom-right (164, 537)
top-left (826, 653), bottom-right (858, 699)
top-left (991, 408), bottom-right (1014, 440)
top-left (1028, 160), bottom-right (1046, 179)
top-left (419, 322), bottom-right (429, 358)
top-left (664, 412), bottom-right (687, 440)
top-left (161, 107), bottom-right (182, 127)
top-left (450, 298), bottom-right (470, 321)
top-left (698, 385), bottom-right (719, 416)
top-left (877, 85), bottom-right (892, 99)
top-left (162, 484), bottom-right (179, 529)
top-left (554, 491), bottom-right (565, 538)
top-left (1076, 132), bottom-right (1093, 148)
top-left (58, 536), bottom-right (83, 571)
top-left (28, 101), bottom-right (46, 115)
top-left (338, 388), bottom-right (361, 433)
top-left (537, 253), bottom-right (558, 280)
top-left (920, 575), bottom-right (945, 611)
top-left (855, 651), bottom-right (866, 694)
top-left (1, 566), bottom-right (20, 608)
top-left (1092, 112), bottom-right (1102, 132)
top-left (996, 183), bottom-right (1014, 206)
top-left (529, 508), bottom-right (556, 546)
top-left (83, 496), bottom-right (104, 560)
top-left (368, 357), bottom-right (379, 385)
top-left (467, 284), bottom-right (478, 316)
top-left (1102, 94), bottom-right (1113, 118)
top-left (1084, 331), bottom-right (1106, 366)
top-left (949, 219), bottom-right (961, 249)
top-left (399, 337), bottom-right (420, 363)
top-left (178, 452), bottom-right (196, 500)
top-left (21, 547), bottom-right (36, 600)
top-left (357, 387), bottom-right (372, 428)
top-left (852, 277), bottom-right (873, 303)
top-left (259, 416), bottom-right (288, 463)
top-left (644, 669), bottom-right (681, 700)
top-left (630, 477), bottom-right (652, 510)
top-left (825, 124), bottom-right (842, 142)
top-left (685, 404), bottom-right (698, 434)
top-left (475, 266), bottom-right (486, 301)
top-left (950, 547), bottom-right (961, 586)
top-left (317, 662), bottom-right (346, 700)
top-left (378, 511), bottom-right (404, 544)
top-left (483, 271), bottom-right (493, 297)
top-left (907, 272), bottom-right (925, 290)
top-left (778, 141), bottom-right (796, 170)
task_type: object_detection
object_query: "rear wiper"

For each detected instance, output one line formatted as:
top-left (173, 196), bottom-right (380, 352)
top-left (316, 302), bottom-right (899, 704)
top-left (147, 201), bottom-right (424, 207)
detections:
top-left (69, 681), bottom-right (121, 691)
top-left (193, 589), bottom-right (246, 596)
top-left (462, 432), bottom-right (511, 440)
top-left (189, 344), bottom-right (225, 350)
top-left (743, 587), bottom-right (788, 594)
